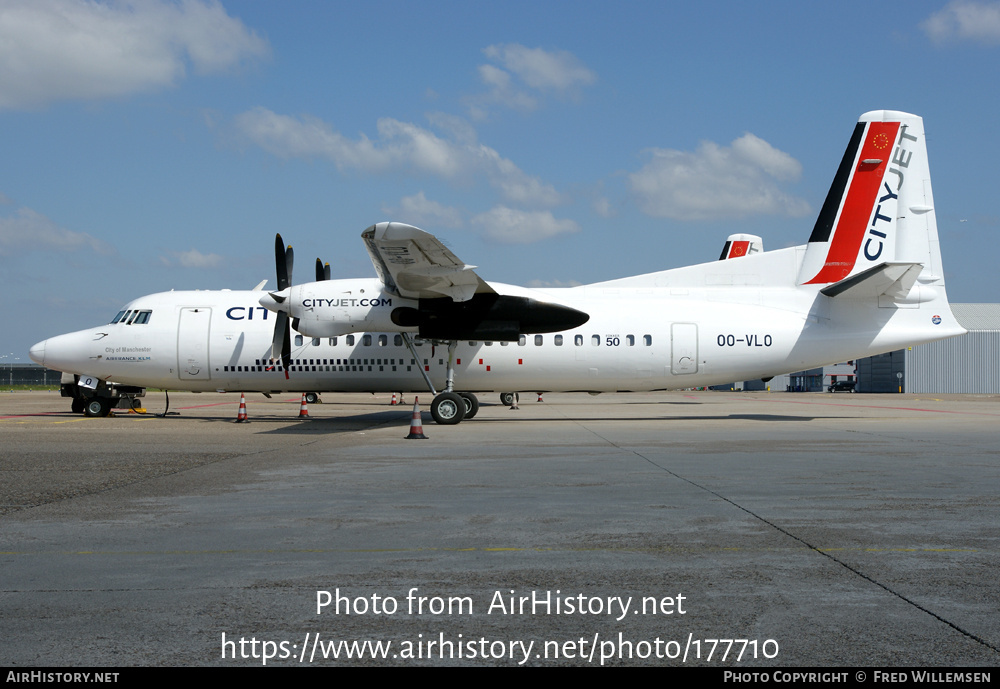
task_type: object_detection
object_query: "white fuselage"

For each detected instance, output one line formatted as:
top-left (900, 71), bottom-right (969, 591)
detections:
top-left (30, 247), bottom-right (964, 394)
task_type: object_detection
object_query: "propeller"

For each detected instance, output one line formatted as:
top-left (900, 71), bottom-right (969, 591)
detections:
top-left (269, 234), bottom-right (294, 376)
top-left (316, 258), bottom-right (331, 281)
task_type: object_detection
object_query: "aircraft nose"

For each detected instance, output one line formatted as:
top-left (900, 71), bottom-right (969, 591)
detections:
top-left (29, 339), bottom-right (46, 366)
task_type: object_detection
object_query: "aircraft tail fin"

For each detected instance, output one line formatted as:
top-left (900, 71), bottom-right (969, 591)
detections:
top-left (719, 233), bottom-right (763, 260)
top-left (797, 111), bottom-right (945, 295)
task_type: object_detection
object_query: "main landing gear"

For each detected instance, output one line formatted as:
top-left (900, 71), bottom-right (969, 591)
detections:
top-left (429, 391), bottom-right (480, 425)
top-left (402, 335), bottom-right (483, 426)
top-left (499, 392), bottom-right (519, 406)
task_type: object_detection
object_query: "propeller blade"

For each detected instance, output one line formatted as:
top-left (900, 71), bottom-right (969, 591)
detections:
top-left (275, 235), bottom-right (288, 291)
top-left (272, 233), bottom-right (296, 378)
top-left (271, 311), bottom-right (288, 361)
top-left (323, 262), bottom-right (331, 280)
top-left (281, 317), bottom-right (292, 375)
top-left (316, 258), bottom-right (327, 282)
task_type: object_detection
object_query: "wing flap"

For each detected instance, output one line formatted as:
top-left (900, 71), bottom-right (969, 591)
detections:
top-left (362, 222), bottom-right (495, 302)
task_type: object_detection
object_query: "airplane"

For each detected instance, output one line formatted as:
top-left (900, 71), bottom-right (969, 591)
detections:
top-left (29, 110), bottom-right (966, 424)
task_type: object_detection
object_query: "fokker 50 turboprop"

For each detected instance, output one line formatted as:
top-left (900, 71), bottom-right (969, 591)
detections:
top-left (30, 111), bottom-right (966, 424)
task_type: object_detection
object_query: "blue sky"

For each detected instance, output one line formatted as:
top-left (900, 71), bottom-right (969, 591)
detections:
top-left (2, 0), bottom-right (999, 361)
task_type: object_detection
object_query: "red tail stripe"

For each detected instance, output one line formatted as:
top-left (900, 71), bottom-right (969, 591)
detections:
top-left (805, 121), bottom-right (900, 284)
top-left (728, 240), bottom-right (750, 258)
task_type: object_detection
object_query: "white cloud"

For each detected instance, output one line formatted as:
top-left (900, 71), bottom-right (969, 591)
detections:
top-left (160, 248), bottom-right (223, 268)
top-left (469, 44), bottom-right (596, 117)
top-left (628, 133), bottom-right (810, 221)
top-left (922, 1), bottom-right (1000, 44)
top-left (0, 206), bottom-right (111, 256)
top-left (483, 44), bottom-right (596, 92)
top-left (592, 196), bottom-right (614, 218)
top-left (474, 144), bottom-right (562, 206)
top-left (236, 108), bottom-right (562, 207)
top-left (0, 0), bottom-right (269, 110)
top-left (381, 192), bottom-right (463, 229)
top-left (471, 206), bottom-right (579, 244)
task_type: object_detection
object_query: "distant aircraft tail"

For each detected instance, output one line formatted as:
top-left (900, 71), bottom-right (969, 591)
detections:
top-left (797, 110), bottom-right (945, 302)
top-left (718, 233), bottom-right (763, 260)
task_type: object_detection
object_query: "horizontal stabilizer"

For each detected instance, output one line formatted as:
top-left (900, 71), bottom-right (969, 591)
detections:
top-left (820, 261), bottom-right (923, 299)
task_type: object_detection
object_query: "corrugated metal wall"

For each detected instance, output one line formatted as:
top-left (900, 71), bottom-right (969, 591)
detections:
top-left (906, 331), bottom-right (1000, 393)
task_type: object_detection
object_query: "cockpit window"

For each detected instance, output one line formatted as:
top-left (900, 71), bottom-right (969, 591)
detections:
top-left (113, 309), bottom-right (152, 325)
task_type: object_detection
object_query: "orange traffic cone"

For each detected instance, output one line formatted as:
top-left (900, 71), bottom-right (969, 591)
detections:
top-left (235, 393), bottom-right (249, 423)
top-left (390, 392), bottom-right (398, 405)
top-left (405, 396), bottom-right (428, 439)
top-left (297, 393), bottom-right (310, 419)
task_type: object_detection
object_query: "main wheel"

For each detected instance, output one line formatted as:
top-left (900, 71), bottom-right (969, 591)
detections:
top-left (499, 392), bottom-right (519, 406)
top-left (305, 392), bottom-right (320, 404)
top-left (83, 397), bottom-right (112, 418)
top-left (431, 392), bottom-right (466, 425)
top-left (458, 392), bottom-right (479, 419)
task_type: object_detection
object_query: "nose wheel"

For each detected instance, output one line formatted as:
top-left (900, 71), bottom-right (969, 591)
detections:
top-left (83, 397), bottom-right (113, 418)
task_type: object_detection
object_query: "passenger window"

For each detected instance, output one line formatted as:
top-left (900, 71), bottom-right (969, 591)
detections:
top-left (329, 337), bottom-right (337, 346)
top-left (591, 334), bottom-right (600, 346)
top-left (295, 335), bottom-right (303, 346)
top-left (534, 335), bottom-right (543, 346)
top-left (554, 335), bottom-right (563, 346)
top-left (626, 335), bottom-right (634, 347)
top-left (575, 334), bottom-right (583, 346)
top-left (394, 335), bottom-right (403, 346)
top-left (518, 335), bottom-right (526, 346)
top-left (363, 334), bottom-right (372, 346)
top-left (644, 335), bottom-right (652, 346)
top-left (346, 335), bottom-right (355, 346)
top-left (378, 335), bottom-right (387, 346)
top-left (312, 338), bottom-right (320, 346)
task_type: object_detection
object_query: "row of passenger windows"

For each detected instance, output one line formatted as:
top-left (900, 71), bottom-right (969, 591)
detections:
top-left (111, 309), bottom-right (152, 325)
top-left (223, 357), bottom-right (418, 373)
top-left (293, 334), bottom-right (654, 347)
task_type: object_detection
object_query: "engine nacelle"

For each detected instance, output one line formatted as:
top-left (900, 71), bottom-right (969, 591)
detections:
top-left (286, 279), bottom-right (419, 337)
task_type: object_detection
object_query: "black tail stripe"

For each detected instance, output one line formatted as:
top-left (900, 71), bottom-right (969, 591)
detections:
top-left (808, 122), bottom-right (866, 244)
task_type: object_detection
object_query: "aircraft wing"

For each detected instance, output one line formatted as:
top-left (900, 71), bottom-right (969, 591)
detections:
top-left (362, 222), bottom-right (496, 302)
